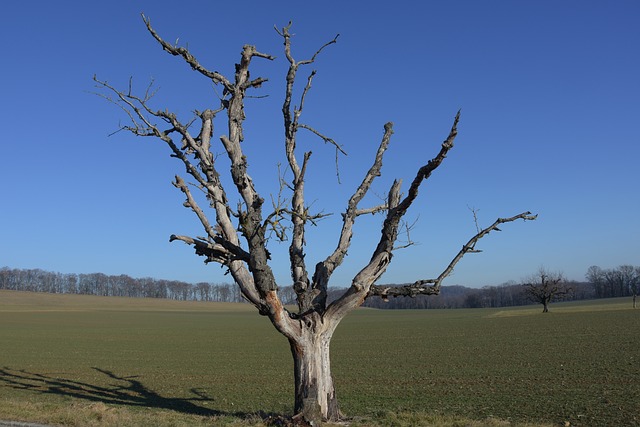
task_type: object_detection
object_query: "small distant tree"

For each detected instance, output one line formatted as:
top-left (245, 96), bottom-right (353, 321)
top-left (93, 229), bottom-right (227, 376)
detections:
top-left (522, 268), bottom-right (572, 313)
top-left (616, 265), bottom-right (639, 309)
top-left (632, 267), bottom-right (640, 309)
top-left (95, 16), bottom-right (536, 424)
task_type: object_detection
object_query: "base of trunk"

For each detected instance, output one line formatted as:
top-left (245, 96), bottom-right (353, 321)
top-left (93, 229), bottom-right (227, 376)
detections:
top-left (290, 331), bottom-right (341, 425)
top-left (293, 395), bottom-right (341, 426)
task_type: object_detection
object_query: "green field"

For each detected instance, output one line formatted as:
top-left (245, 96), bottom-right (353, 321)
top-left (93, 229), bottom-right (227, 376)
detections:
top-left (0, 290), bottom-right (638, 426)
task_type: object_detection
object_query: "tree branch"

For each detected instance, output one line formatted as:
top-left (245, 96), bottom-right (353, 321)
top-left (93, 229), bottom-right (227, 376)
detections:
top-left (297, 124), bottom-right (347, 156)
top-left (276, 23), bottom-right (340, 313)
top-left (311, 123), bottom-right (395, 304)
top-left (172, 175), bottom-right (218, 241)
top-left (354, 204), bottom-right (388, 217)
top-left (326, 114), bottom-right (462, 317)
top-left (369, 211), bottom-right (538, 300)
top-left (142, 14), bottom-right (237, 91)
top-left (169, 234), bottom-right (249, 264)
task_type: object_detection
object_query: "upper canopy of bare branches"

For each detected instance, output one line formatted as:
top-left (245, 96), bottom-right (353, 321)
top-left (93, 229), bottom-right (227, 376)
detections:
top-left (95, 16), bottom-right (536, 334)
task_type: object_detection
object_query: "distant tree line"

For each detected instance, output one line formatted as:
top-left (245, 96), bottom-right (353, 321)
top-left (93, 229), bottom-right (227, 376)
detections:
top-left (2, 265), bottom-right (637, 309)
top-left (0, 267), bottom-right (298, 303)
top-left (586, 265), bottom-right (639, 308)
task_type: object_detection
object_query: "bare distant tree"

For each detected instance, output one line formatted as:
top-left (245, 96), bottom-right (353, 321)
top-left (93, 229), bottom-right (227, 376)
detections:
top-left (586, 265), bottom-right (606, 298)
top-left (523, 268), bottom-right (572, 313)
top-left (632, 266), bottom-right (639, 309)
top-left (95, 16), bottom-right (536, 424)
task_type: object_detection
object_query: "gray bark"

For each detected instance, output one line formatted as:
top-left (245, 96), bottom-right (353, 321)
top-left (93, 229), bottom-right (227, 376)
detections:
top-left (290, 316), bottom-right (340, 423)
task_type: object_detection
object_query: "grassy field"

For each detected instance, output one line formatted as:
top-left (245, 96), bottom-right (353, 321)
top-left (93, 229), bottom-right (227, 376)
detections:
top-left (0, 290), bottom-right (637, 426)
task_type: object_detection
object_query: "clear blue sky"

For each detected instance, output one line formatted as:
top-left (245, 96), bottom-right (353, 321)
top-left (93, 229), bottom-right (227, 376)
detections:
top-left (1, 1), bottom-right (638, 288)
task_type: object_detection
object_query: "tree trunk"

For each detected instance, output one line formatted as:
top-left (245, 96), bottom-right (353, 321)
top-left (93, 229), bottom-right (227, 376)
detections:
top-left (542, 301), bottom-right (549, 313)
top-left (289, 326), bottom-right (340, 425)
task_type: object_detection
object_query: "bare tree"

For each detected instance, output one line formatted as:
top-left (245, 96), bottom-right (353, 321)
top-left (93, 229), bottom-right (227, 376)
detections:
top-left (522, 268), bottom-right (572, 313)
top-left (95, 16), bottom-right (536, 424)
top-left (586, 265), bottom-right (606, 298)
top-left (632, 266), bottom-right (640, 309)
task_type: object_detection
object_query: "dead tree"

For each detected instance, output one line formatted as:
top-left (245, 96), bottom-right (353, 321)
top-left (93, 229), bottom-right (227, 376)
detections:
top-left (95, 16), bottom-right (536, 424)
top-left (522, 268), bottom-right (572, 313)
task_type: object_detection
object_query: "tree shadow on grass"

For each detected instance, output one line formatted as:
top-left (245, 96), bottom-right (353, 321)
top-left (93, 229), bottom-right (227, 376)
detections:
top-left (0, 366), bottom-right (237, 418)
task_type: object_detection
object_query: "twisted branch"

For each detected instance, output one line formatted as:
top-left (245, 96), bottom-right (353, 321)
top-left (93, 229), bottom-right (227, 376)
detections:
top-left (369, 211), bottom-right (538, 300)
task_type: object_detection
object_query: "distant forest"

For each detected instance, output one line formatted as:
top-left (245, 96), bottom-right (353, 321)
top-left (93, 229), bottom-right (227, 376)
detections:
top-left (1, 266), bottom-right (636, 309)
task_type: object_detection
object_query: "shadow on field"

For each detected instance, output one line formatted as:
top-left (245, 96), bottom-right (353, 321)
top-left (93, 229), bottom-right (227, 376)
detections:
top-left (0, 366), bottom-right (247, 418)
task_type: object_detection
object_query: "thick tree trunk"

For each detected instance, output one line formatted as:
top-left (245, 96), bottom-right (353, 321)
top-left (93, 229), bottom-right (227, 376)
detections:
top-left (289, 327), bottom-right (340, 425)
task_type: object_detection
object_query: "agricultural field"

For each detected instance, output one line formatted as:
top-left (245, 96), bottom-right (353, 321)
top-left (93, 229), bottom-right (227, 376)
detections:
top-left (0, 290), bottom-right (637, 426)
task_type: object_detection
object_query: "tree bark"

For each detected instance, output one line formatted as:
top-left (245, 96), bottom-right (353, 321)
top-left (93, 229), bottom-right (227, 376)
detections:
top-left (289, 319), bottom-right (340, 424)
